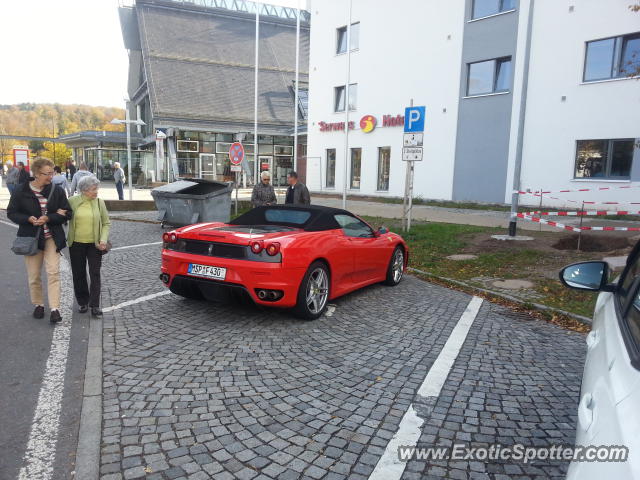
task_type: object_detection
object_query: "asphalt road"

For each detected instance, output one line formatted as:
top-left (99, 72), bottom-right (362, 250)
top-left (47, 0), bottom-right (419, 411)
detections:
top-left (0, 213), bottom-right (88, 480)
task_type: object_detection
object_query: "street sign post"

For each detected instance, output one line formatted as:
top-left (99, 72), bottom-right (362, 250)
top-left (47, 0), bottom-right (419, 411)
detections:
top-left (229, 142), bottom-right (245, 215)
top-left (402, 104), bottom-right (426, 231)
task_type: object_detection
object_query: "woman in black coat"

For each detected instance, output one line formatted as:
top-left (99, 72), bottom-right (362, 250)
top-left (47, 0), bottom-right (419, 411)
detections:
top-left (7, 158), bottom-right (72, 323)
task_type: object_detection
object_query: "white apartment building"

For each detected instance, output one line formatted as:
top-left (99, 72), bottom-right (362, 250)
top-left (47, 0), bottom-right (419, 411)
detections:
top-left (306, 0), bottom-right (640, 207)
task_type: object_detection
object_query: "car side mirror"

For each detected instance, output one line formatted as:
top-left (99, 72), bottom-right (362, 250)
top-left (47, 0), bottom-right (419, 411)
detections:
top-left (377, 226), bottom-right (389, 235)
top-left (559, 261), bottom-right (615, 292)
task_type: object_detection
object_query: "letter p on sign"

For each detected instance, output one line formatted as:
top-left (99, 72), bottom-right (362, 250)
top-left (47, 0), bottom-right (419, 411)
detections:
top-left (404, 106), bottom-right (426, 133)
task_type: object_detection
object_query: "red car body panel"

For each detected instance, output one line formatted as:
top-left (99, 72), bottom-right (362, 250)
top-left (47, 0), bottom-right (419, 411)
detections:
top-left (160, 207), bottom-right (408, 309)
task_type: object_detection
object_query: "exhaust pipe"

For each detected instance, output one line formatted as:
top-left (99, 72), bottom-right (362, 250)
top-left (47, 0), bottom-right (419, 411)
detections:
top-left (257, 290), bottom-right (267, 300)
top-left (159, 273), bottom-right (170, 284)
top-left (268, 291), bottom-right (277, 300)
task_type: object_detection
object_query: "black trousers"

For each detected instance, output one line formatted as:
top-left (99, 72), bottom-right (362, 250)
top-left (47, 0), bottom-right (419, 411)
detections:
top-left (69, 242), bottom-right (102, 307)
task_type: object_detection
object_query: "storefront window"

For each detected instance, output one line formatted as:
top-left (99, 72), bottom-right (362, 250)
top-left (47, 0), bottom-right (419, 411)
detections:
top-left (216, 142), bottom-right (232, 154)
top-left (326, 149), bottom-right (336, 188)
top-left (274, 145), bottom-right (293, 155)
top-left (273, 156), bottom-right (293, 187)
top-left (180, 131), bottom-right (200, 140)
top-left (201, 141), bottom-right (215, 153)
top-left (177, 153), bottom-right (198, 178)
top-left (350, 148), bottom-right (361, 189)
top-left (216, 133), bottom-right (234, 142)
top-left (272, 136), bottom-right (293, 145)
top-left (258, 144), bottom-right (274, 155)
top-left (377, 147), bottom-right (391, 191)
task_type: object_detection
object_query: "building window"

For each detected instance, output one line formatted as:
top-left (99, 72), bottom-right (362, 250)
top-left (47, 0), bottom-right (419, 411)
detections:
top-left (574, 139), bottom-right (635, 179)
top-left (467, 57), bottom-right (512, 96)
top-left (177, 140), bottom-right (199, 152)
top-left (326, 149), bottom-right (336, 188)
top-left (336, 22), bottom-right (360, 54)
top-left (377, 147), bottom-right (391, 191)
top-left (334, 83), bottom-right (358, 112)
top-left (350, 22), bottom-right (360, 50)
top-left (472, 0), bottom-right (516, 19)
top-left (584, 32), bottom-right (640, 82)
top-left (350, 148), bottom-right (361, 189)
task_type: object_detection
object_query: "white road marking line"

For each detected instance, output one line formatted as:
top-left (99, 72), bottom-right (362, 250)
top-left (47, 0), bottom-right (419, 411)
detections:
top-left (18, 257), bottom-right (75, 480)
top-left (102, 290), bottom-right (171, 312)
top-left (417, 296), bottom-right (484, 398)
top-left (0, 219), bottom-right (18, 228)
top-left (325, 304), bottom-right (336, 317)
top-left (368, 296), bottom-right (484, 480)
top-left (110, 241), bottom-right (162, 251)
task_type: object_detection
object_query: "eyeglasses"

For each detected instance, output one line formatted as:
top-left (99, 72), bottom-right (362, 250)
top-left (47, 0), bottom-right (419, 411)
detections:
top-left (39, 172), bottom-right (54, 177)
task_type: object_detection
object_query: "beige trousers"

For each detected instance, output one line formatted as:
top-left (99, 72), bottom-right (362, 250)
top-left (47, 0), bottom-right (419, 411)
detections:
top-left (24, 238), bottom-right (61, 309)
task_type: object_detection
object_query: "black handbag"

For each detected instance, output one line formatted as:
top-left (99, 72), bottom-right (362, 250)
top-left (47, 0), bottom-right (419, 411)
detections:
top-left (11, 184), bottom-right (56, 256)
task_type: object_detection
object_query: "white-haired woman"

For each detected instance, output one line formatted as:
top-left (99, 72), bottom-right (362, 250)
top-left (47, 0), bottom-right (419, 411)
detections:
top-left (251, 170), bottom-right (277, 208)
top-left (113, 162), bottom-right (126, 200)
top-left (67, 176), bottom-right (111, 316)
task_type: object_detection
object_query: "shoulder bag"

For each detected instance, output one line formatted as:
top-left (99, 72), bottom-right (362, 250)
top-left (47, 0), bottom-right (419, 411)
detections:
top-left (11, 184), bottom-right (56, 256)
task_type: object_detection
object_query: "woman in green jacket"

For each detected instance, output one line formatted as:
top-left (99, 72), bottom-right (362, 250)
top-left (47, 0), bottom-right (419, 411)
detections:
top-left (68, 175), bottom-right (111, 316)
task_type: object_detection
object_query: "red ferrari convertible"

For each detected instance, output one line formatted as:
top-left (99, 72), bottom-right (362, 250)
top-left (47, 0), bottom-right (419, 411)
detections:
top-left (159, 205), bottom-right (408, 319)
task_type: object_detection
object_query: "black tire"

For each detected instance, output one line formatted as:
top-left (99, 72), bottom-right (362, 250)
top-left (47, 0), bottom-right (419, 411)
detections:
top-left (383, 246), bottom-right (405, 286)
top-left (294, 261), bottom-right (330, 320)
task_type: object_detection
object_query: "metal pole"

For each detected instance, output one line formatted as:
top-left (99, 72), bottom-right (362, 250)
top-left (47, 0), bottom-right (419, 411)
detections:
top-left (235, 171), bottom-right (239, 216)
top-left (508, 0), bottom-right (536, 236)
top-left (342, 0), bottom-right (353, 210)
top-left (402, 99), bottom-right (413, 231)
top-left (254, 3), bottom-right (260, 186)
top-left (293, 0), bottom-right (300, 171)
top-left (126, 103), bottom-right (133, 201)
top-left (408, 162), bottom-right (414, 230)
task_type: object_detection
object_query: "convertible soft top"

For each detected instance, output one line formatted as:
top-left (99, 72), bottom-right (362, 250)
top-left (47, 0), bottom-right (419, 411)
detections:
top-left (229, 205), bottom-right (355, 231)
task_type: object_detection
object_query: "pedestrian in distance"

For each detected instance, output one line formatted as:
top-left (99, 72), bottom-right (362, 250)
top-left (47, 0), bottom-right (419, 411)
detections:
top-left (69, 162), bottom-right (95, 195)
top-left (251, 170), bottom-right (277, 207)
top-left (68, 160), bottom-right (76, 180)
top-left (284, 171), bottom-right (310, 205)
top-left (52, 166), bottom-right (70, 197)
top-left (5, 161), bottom-right (19, 196)
top-left (113, 161), bottom-right (126, 200)
top-left (67, 176), bottom-right (111, 316)
top-left (7, 157), bottom-right (72, 324)
top-left (16, 161), bottom-right (30, 185)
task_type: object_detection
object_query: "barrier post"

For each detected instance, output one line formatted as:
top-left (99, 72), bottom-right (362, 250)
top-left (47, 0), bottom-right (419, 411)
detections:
top-left (538, 188), bottom-right (543, 231)
top-left (577, 201), bottom-right (584, 251)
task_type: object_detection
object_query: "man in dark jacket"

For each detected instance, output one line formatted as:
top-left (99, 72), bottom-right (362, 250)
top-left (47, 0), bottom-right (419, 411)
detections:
top-left (16, 162), bottom-right (29, 184)
top-left (7, 158), bottom-right (72, 323)
top-left (285, 171), bottom-right (310, 205)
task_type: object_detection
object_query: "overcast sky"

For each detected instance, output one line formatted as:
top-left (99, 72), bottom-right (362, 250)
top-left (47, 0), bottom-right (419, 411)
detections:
top-left (0, 0), bottom-right (306, 108)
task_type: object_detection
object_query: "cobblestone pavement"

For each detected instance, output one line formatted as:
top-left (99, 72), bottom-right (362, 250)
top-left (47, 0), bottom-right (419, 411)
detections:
top-left (97, 220), bottom-right (586, 480)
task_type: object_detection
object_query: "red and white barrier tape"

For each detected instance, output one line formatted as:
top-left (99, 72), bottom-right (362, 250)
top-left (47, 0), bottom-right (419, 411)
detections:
top-left (524, 210), bottom-right (640, 217)
top-left (515, 184), bottom-right (640, 195)
top-left (517, 213), bottom-right (640, 232)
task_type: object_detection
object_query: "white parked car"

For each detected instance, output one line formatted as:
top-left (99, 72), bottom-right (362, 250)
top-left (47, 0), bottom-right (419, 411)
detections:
top-left (560, 244), bottom-right (640, 480)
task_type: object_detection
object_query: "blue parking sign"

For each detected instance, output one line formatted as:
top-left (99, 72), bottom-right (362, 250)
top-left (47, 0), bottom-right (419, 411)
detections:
top-left (404, 106), bottom-right (426, 133)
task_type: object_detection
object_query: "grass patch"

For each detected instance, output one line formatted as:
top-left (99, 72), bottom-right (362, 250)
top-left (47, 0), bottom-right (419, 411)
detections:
top-left (362, 217), bottom-right (599, 320)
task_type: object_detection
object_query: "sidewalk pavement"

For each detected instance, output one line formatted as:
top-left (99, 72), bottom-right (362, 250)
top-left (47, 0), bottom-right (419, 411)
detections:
top-left (0, 182), bottom-right (629, 233)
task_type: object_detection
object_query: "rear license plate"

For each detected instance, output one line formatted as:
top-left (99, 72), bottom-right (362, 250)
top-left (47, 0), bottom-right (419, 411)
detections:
top-left (187, 263), bottom-right (227, 280)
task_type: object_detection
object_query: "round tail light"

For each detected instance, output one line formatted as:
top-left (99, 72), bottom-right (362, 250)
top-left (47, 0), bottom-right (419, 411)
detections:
top-left (266, 242), bottom-right (280, 256)
top-left (169, 232), bottom-right (177, 243)
top-left (162, 232), bottom-right (170, 243)
top-left (250, 240), bottom-right (264, 253)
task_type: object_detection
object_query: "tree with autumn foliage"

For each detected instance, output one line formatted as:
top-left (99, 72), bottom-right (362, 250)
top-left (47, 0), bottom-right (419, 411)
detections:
top-left (0, 103), bottom-right (125, 166)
